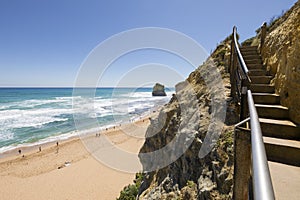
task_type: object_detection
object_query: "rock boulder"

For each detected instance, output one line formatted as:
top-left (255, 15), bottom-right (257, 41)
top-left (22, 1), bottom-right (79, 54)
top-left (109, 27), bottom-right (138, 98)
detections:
top-left (152, 83), bottom-right (167, 96)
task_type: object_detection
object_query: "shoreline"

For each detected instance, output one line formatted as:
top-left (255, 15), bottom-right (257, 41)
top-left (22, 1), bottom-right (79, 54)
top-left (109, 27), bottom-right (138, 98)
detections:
top-left (0, 108), bottom-right (158, 161)
top-left (0, 114), bottom-right (154, 200)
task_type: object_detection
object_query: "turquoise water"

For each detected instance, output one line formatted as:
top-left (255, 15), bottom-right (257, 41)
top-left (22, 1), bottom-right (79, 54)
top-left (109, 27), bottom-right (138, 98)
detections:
top-left (0, 88), bottom-right (172, 152)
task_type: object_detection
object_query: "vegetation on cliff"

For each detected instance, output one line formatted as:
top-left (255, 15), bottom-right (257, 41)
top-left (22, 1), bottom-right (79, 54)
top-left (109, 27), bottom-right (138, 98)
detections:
top-left (246, 1), bottom-right (300, 123)
top-left (118, 2), bottom-right (300, 198)
top-left (117, 36), bottom-right (237, 200)
top-left (260, 1), bottom-right (300, 124)
top-left (135, 36), bottom-right (238, 199)
top-left (117, 173), bottom-right (144, 200)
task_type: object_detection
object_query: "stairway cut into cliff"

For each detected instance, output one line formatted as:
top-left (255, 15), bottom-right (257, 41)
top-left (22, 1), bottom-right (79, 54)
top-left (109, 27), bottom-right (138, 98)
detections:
top-left (240, 45), bottom-right (300, 199)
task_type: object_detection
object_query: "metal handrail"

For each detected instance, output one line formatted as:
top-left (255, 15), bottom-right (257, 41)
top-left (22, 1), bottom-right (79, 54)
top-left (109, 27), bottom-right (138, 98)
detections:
top-left (232, 25), bottom-right (275, 200)
top-left (233, 27), bottom-right (249, 76)
top-left (247, 90), bottom-right (275, 200)
top-left (233, 27), bottom-right (251, 83)
top-left (231, 26), bottom-right (252, 120)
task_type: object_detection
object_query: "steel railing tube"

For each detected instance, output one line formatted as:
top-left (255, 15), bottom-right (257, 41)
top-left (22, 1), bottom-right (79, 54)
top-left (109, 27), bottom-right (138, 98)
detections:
top-left (233, 27), bottom-right (252, 85)
top-left (233, 27), bottom-right (249, 75)
top-left (232, 26), bottom-right (275, 199)
top-left (247, 90), bottom-right (275, 200)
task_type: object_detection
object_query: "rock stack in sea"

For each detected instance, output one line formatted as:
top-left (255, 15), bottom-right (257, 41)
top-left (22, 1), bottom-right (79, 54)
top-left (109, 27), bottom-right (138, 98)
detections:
top-left (152, 83), bottom-right (167, 96)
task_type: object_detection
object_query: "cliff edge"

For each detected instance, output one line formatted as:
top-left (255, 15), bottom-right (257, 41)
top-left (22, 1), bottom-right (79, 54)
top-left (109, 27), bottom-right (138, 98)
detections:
top-left (117, 2), bottom-right (300, 199)
top-left (137, 37), bottom-right (239, 199)
top-left (260, 0), bottom-right (300, 124)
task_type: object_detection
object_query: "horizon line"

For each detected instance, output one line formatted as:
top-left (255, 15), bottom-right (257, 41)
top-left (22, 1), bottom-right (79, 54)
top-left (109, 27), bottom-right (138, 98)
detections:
top-left (0, 86), bottom-right (175, 89)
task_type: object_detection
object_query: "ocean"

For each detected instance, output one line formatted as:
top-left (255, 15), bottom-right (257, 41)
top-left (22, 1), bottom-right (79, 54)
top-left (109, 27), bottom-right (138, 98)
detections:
top-left (0, 88), bottom-right (172, 153)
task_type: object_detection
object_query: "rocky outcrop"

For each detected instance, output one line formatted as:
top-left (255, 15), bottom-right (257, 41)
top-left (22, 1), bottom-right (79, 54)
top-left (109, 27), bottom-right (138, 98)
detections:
top-left (261, 1), bottom-right (300, 123)
top-left (152, 83), bottom-right (167, 96)
top-left (116, 3), bottom-right (299, 199)
top-left (137, 38), bottom-right (239, 199)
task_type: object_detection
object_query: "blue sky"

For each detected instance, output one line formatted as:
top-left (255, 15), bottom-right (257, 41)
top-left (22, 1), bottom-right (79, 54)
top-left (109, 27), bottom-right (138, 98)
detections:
top-left (0, 0), bottom-right (297, 87)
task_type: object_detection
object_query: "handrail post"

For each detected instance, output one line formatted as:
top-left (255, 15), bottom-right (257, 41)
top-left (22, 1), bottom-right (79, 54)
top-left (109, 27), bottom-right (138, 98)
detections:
top-left (229, 27), bottom-right (235, 75)
top-left (233, 128), bottom-right (251, 200)
top-left (229, 27), bottom-right (234, 97)
top-left (232, 47), bottom-right (238, 100)
top-left (240, 79), bottom-right (250, 122)
top-left (230, 27), bottom-right (238, 100)
top-left (260, 22), bottom-right (267, 54)
top-left (233, 118), bottom-right (251, 200)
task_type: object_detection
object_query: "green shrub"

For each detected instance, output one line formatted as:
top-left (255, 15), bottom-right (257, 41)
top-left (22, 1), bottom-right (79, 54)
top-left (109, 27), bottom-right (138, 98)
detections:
top-left (186, 180), bottom-right (195, 188)
top-left (241, 37), bottom-right (255, 46)
top-left (117, 184), bottom-right (138, 200)
top-left (216, 130), bottom-right (234, 148)
top-left (117, 173), bottom-right (144, 200)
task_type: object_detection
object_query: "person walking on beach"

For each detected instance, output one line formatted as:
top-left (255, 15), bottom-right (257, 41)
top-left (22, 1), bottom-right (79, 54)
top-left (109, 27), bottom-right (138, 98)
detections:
top-left (18, 149), bottom-right (21, 154)
top-left (39, 146), bottom-right (41, 152)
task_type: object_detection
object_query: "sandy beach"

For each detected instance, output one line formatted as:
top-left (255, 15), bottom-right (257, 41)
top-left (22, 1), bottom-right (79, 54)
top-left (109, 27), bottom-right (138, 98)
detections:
top-left (0, 118), bottom-right (150, 200)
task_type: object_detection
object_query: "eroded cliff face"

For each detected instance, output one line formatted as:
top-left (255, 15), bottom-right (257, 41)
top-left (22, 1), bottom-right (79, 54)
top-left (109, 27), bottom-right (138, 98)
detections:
top-left (261, 1), bottom-right (300, 123)
top-left (137, 38), bottom-right (239, 199)
top-left (117, 3), bottom-right (300, 199)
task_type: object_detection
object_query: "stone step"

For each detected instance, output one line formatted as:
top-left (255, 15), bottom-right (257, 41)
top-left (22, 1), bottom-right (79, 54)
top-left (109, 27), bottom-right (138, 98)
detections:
top-left (252, 93), bottom-right (280, 104)
top-left (250, 84), bottom-right (275, 93)
top-left (240, 47), bottom-right (258, 53)
top-left (246, 64), bottom-right (264, 70)
top-left (240, 46), bottom-right (258, 50)
top-left (264, 137), bottom-right (300, 166)
top-left (256, 104), bottom-right (289, 119)
top-left (240, 50), bottom-right (258, 56)
top-left (259, 118), bottom-right (300, 140)
top-left (241, 53), bottom-right (260, 58)
top-left (241, 49), bottom-right (259, 54)
top-left (245, 59), bottom-right (262, 65)
top-left (240, 47), bottom-right (258, 52)
top-left (242, 54), bottom-right (261, 60)
top-left (249, 69), bottom-right (266, 76)
top-left (268, 161), bottom-right (300, 200)
top-left (250, 76), bottom-right (272, 84)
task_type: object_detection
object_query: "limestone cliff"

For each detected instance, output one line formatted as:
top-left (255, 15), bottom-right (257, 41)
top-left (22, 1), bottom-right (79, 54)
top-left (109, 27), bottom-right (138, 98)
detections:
top-left (116, 2), bottom-right (300, 199)
top-left (261, 1), bottom-right (300, 123)
top-left (137, 37), bottom-right (239, 199)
